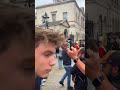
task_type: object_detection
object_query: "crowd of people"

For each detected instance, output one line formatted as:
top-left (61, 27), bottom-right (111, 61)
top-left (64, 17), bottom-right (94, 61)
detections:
top-left (85, 34), bottom-right (120, 90)
top-left (56, 41), bottom-right (86, 90)
top-left (106, 32), bottom-right (120, 51)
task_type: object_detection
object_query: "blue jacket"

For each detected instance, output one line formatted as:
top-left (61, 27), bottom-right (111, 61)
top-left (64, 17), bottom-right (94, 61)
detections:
top-left (35, 76), bottom-right (41, 90)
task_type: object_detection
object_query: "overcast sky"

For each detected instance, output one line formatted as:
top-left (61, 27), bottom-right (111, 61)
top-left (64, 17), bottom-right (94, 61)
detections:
top-left (35, 0), bottom-right (85, 8)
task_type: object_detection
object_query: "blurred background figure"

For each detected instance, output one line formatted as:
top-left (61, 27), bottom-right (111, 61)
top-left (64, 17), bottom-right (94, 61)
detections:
top-left (71, 48), bottom-right (87, 90)
top-left (59, 42), bottom-right (73, 90)
top-left (58, 47), bottom-right (63, 69)
top-left (85, 39), bottom-right (99, 90)
top-left (98, 41), bottom-right (107, 58)
top-left (101, 51), bottom-right (120, 90)
top-left (75, 41), bottom-right (80, 51)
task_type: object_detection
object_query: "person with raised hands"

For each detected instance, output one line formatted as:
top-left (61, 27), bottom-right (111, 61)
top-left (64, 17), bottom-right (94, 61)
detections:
top-left (67, 47), bottom-right (117, 90)
top-left (86, 49), bottom-right (117, 90)
top-left (67, 47), bottom-right (85, 75)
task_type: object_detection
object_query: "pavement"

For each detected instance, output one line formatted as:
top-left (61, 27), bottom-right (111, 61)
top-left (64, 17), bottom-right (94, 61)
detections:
top-left (41, 60), bottom-right (74, 90)
top-left (41, 60), bottom-right (94, 90)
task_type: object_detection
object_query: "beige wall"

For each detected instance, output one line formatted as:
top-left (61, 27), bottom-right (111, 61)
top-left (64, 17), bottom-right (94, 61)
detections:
top-left (35, 2), bottom-right (75, 25)
top-left (35, 1), bottom-right (85, 41)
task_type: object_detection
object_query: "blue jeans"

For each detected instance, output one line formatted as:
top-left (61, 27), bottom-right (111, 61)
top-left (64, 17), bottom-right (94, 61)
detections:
top-left (60, 66), bottom-right (72, 87)
top-left (58, 60), bottom-right (63, 69)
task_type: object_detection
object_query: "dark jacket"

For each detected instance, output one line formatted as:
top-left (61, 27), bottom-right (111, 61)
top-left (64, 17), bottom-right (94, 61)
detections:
top-left (112, 42), bottom-right (119, 50)
top-left (71, 64), bottom-right (87, 90)
top-left (35, 76), bottom-right (41, 90)
top-left (56, 48), bottom-right (59, 54)
top-left (62, 48), bottom-right (71, 65)
top-left (108, 75), bottom-right (120, 90)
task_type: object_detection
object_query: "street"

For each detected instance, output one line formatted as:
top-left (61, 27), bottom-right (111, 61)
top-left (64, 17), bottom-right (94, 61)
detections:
top-left (41, 60), bottom-right (74, 90)
top-left (41, 60), bottom-right (94, 90)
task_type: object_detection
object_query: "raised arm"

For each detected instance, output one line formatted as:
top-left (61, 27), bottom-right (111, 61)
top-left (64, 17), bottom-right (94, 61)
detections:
top-left (67, 47), bottom-right (85, 75)
top-left (86, 49), bottom-right (117, 90)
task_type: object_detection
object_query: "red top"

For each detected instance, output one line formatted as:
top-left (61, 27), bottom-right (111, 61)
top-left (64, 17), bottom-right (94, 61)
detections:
top-left (75, 45), bottom-right (79, 50)
top-left (98, 47), bottom-right (106, 58)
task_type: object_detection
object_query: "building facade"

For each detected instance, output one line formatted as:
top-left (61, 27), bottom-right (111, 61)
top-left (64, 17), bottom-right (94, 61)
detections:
top-left (35, 0), bottom-right (85, 42)
top-left (86, 0), bottom-right (120, 39)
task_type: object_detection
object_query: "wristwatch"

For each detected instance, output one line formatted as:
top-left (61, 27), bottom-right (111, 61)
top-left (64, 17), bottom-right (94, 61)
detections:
top-left (73, 57), bottom-right (79, 63)
top-left (92, 75), bottom-right (104, 87)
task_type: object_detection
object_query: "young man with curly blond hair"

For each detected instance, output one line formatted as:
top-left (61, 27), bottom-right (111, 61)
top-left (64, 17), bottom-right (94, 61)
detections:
top-left (35, 28), bottom-right (65, 90)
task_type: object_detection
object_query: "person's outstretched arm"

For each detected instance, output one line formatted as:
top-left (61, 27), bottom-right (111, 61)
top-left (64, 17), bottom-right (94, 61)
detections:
top-left (67, 47), bottom-right (85, 75)
top-left (86, 49), bottom-right (117, 90)
top-left (67, 47), bottom-right (117, 90)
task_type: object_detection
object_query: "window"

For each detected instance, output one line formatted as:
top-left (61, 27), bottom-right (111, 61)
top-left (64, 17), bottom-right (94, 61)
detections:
top-left (63, 12), bottom-right (68, 20)
top-left (52, 13), bottom-right (56, 21)
top-left (78, 15), bottom-right (79, 24)
top-left (81, 17), bottom-right (85, 28)
top-left (76, 13), bottom-right (77, 22)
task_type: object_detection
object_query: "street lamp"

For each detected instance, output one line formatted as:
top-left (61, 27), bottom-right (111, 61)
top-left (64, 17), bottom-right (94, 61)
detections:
top-left (42, 12), bottom-right (49, 29)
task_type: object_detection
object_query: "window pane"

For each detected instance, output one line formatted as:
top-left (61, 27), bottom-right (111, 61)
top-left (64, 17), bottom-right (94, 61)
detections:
top-left (63, 12), bottom-right (68, 20)
top-left (52, 14), bottom-right (56, 21)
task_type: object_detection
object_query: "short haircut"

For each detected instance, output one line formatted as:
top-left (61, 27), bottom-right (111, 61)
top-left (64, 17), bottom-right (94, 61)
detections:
top-left (35, 27), bottom-right (65, 48)
top-left (63, 42), bottom-right (68, 47)
top-left (87, 39), bottom-right (98, 52)
top-left (0, 3), bottom-right (34, 53)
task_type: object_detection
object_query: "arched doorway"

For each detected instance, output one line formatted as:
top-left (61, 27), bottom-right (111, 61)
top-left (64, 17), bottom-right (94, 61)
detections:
top-left (64, 29), bottom-right (68, 38)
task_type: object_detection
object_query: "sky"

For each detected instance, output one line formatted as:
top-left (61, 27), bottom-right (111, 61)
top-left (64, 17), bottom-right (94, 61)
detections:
top-left (35, 0), bottom-right (85, 8)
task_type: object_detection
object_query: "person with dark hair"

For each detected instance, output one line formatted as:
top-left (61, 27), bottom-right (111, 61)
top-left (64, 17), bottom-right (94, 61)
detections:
top-left (111, 34), bottom-right (119, 51)
top-left (71, 64), bottom-right (87, 90)
top-left (85, 39), bottom-right (99, 90)
top-left (71, 48), bottom-right (87, 90)
top-left (87, 39), bottom-right (100, 59)
top-left (107, 52), bottom-right (120, 89)
top-left (56, 47), bottom-right (59, 57)
top-left (59, 42), bottom-right (73, 90)
top-left (67, 47), bottom-right (117, 90)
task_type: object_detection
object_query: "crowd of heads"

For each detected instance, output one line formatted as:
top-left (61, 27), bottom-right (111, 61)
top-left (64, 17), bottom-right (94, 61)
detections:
top-left (107, 32), bottom-right (120, 51)
top-left (86, 33), bottom-right (120, 89)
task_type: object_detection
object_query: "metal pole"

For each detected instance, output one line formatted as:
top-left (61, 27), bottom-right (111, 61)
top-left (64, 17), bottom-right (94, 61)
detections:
top-left (44, 12), bottom-right (49, 29)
